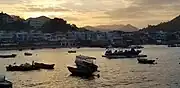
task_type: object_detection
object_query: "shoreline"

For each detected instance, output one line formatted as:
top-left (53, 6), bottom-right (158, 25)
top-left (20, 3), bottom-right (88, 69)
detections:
top-left (0, 44), bottom-right (168, 51)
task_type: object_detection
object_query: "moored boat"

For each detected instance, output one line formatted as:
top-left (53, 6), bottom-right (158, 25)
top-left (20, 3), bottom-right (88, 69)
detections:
top-left (67, 55), bottom-right (99, 76)
top-left (6, 63), bottom-right (40, 71)
top-left (19, 49), bottom-right (23, 51)
top-left (34, 62), bottom-right (55, 69)
top-left (168, 44), bottom-right (180, 47)
top-left (67, 65), bottom-right (93, 76)
top-left (0, 76), bottom-right (12, 88)
top-left (137, 58), bottom-right (155, 64)
top-left (103, 48), bottom-right (143, 58)
top-left (24, 52), bottom-right (32, 56)
top-left (0, 54), bottom-right (17, 58)
top-left (68, 50), bottom-right (76, 53)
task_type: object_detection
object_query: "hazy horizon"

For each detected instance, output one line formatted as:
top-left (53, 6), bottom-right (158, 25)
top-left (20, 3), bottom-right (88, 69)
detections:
top-left (1, 0), bottom-right (180, 28)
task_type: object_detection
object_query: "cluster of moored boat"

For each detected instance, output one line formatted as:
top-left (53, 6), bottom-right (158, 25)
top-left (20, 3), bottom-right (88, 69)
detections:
top-left (103, 48), bottom-right (147, 58)
top-left (0, 52), bottom-right (33, 59)
top-left (103, 48), bottom-right (156, 64)
top-left (1, 47), bottom-right (157, 87)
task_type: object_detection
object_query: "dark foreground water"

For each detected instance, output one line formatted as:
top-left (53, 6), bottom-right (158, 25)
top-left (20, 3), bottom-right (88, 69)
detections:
top-left (0, 45), bottom-right (180, 88)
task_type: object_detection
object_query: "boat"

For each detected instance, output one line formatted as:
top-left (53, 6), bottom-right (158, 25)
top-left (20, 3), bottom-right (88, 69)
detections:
top-left (67, 65), bottom-right (94, 76)
top-left (137, 58), bottom-right (155, 64)
top-left (0, 54), bottom-right (17, 58)
top-left (31, 48), bottom-right (35, 50)
top-left (52, 47), bottom-right (56, 49)
top-left (67, 55), bottom-right (98, 76)
top-left (0, 76), bottom-right (12, 88)
top-left (68, 50), bottom-right (76, 53)
top-left (6, 63), bottom-right (40, 71)
top-left (129, 45), bottom-right (144, 49)
top-left (168, 44), bottom-right (180, 47)
top-left (75, 55), bottom-right (98, 71)
top-left (103, 48), bottom-right (142, 58)
top-left (24, 52), bottom-right (32, 56)
top-left (34, 62), bottom-right (55, 69)
top-left (19, 49), bottom-right (23, 51)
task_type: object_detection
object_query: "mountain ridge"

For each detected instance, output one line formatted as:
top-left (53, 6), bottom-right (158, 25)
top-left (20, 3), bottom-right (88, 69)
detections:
top-left (84, 24), bottom-right (139, 32)
top-left (141, 15), bottom-right (180, 32)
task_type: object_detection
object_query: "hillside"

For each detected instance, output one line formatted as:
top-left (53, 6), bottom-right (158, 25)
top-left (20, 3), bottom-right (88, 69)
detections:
top-left (84, 24), bottom-right (138, 32)
top-left (0, 12), bottom-right (78, 32)
top-left (141, 15), bottom-right (180, 32)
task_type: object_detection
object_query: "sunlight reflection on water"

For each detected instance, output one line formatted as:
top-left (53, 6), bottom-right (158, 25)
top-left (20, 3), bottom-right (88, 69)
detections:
top-left (0, 46), bottom-right (180, 88)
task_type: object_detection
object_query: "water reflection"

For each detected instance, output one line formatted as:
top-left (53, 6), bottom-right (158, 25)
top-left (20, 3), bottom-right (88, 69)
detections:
top-left (0, 46), bottom-right (180, 88)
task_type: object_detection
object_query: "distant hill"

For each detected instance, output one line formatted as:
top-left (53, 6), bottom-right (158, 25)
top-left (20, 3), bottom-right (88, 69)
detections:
top-left (141, 15), bottom-right (180, 32)
top-left (0, 12), bottom-right (33, 31)
top-left (41, 18), bottom-right (78, 32)
top-left (0, 12), bottom-right (78, 32)
top-left (84, 24), bottom-right (138, 32)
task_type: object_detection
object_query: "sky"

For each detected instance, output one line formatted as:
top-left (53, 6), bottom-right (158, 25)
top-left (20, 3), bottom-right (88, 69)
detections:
top-left (0, 0), bottom-right (180, 28)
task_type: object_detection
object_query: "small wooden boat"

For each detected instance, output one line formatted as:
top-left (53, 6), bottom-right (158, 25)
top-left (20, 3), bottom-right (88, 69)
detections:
top-left (137, 58), bottom-right (155, 64)
top-left (67, 65), bottom-right (93, 76)
top-left (0, 54), bottom-right (17, 58)
top-left (68, 50), bottom-right (76, 53)
top-left (68, 55), bottom-right (99, 76)
top-left (24, 52), bottom-right (32, 56)
top-left (34, 62), bottom-right (55, 69)
top-left (6, 63), bottom-right (40, 71)
top-left (19, 49), bottom-right (23, 51)
top-left (0, 76), bottom-right (12, 88)
top-left (31, 48), bottom-right (35, 50)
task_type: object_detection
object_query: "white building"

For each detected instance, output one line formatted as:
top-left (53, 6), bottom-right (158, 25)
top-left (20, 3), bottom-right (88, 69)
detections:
top-left (25, 16), bottom-right (50, 29)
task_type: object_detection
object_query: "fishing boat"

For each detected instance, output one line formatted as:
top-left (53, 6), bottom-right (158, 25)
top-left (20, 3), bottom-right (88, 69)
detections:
top-left (103, 48), bottom-right (143, 58)
top-left (24, 52), bottom-right (32, 56)
top-left (6, 63), bottom-right (40, 71)
top-left (0, 54), bottom-right (17, 58)
top-left (68, 50), bottom-right (76, 53)
top-left (67, 65), bottom-right (93, 76)
top-left (137, 58), bottom-right (155, 64)
top-left (31, 48), bottom-right (35, 50)
top-left (67, 55), bottom-right (98, 76)
top-left (0, 76), bottom-right (12, 88)
top-left (18, 49), bottom-right (23, 51)
top-left (34, 62), bottom-right (55, 69)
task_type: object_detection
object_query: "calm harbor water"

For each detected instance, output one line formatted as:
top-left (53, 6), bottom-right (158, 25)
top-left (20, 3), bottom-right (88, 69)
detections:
top-left (1, 45), bottom-right (180, 88)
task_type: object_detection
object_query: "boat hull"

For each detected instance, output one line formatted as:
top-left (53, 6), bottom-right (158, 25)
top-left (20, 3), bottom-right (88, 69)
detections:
top-left (6, 65), bottom-right (40, 71)
top-left (137, 59), bottom-right (155, 64)
top-left (67, 66), bottom-right (93, 76)
top-left (24, 53), bottom-right (32, 56)
top-left (0, 80), bottom-right (12, 88)
top-left (34, 63), bottom-right (55, 69)
top-left (68, 51), bottom-right (76, 53)
top-left (102, 54), bottom-right (147, 59)
top-left (0, 54), bottom-right (16, 58)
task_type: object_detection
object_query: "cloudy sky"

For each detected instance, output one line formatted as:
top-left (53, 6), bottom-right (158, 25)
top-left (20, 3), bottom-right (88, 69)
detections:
top-left (0, 0), bottom-right (180, 28)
